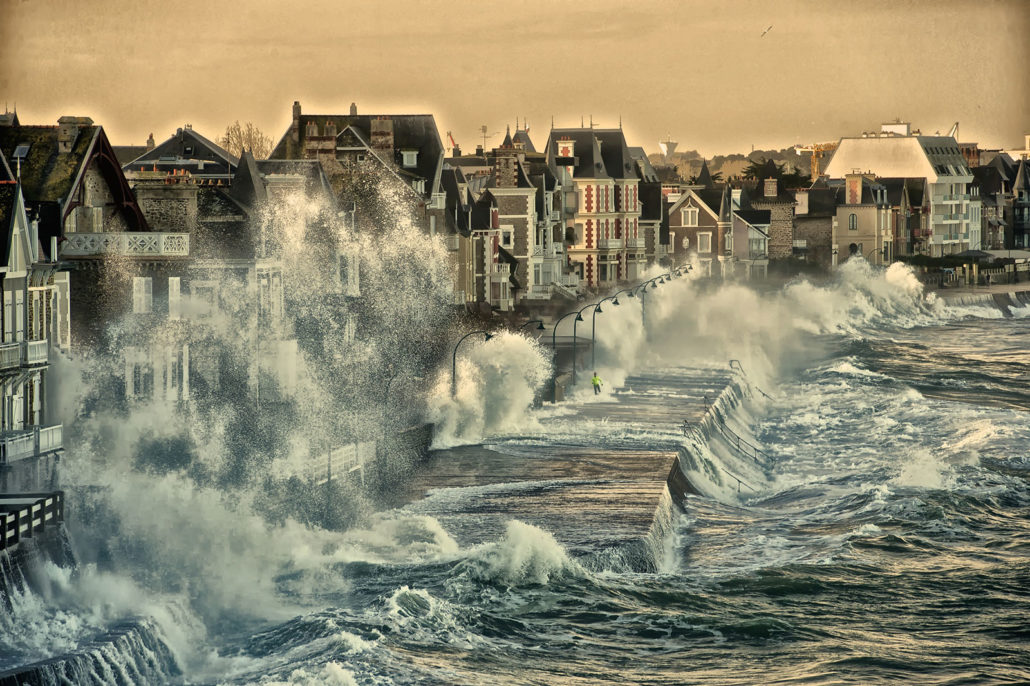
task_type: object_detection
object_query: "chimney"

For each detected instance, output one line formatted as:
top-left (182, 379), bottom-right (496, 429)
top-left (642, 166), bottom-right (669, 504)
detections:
top-left (146, 133), bottom-right (155, 150)
top-left (764, 178), bottom-right (777, 198)
top-left (290, 101), bottom-right (302, 147)
top-left (57, 116), bottom-right (93, 153)
top-left (475, 144), bottom-right (484, 156)
top-left (371, 117), bottom-right (394, 159)
top-left (350, 102), bottom-right (358, 116)
top-left (453, 144), bottom-right (461, 157)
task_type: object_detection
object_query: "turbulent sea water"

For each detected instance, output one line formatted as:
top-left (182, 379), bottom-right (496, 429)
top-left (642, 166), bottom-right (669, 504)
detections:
top-left (2, 265), bottom-right (1030, 685)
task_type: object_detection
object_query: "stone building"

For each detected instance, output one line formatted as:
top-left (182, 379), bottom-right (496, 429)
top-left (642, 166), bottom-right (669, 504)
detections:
top-left (793, 183), bottom-right (842, 269)
top-left (748, 174), bottom-right (797, 261)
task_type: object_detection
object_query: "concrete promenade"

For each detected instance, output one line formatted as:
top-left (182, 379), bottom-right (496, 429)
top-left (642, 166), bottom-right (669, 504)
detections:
top-left (394, 369), bottom-right (737, 566)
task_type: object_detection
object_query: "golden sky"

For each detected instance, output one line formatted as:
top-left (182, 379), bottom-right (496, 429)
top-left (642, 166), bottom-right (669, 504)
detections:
top-left (1, 0), bottom-right (1027, 156)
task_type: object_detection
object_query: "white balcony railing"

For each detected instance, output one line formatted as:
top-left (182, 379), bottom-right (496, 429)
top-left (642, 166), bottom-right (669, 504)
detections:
top-left (596, 238), bottom-right (624, 250)
top-left (0, 342), bottom-right (20, 370)
top-left (61, 232), bottom-right (190, 257)
top-left (22, 339), bottom-right (48, 366)
top-left (0, 424), bottom-right (63, 465)
top-left (625, 236), bottom-right (646, 249)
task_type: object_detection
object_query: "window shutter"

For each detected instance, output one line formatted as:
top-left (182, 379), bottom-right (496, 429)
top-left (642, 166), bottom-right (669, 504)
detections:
top-left (133, 277), bottom-right (153, 314)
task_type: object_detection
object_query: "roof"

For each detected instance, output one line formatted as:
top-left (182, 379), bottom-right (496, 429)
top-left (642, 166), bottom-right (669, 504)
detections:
top-left (113, 145), bottom-right (148, 166)
top-left (695, 159), bottom-right (713, 188)
top-left (798, 185), bottom-right (841, 216)
top-left (229, 150), bottom-right (267, 210)
top-left (0, 149), bottom-right (12, 182)
top-left (0, 123), bottom-right (99, 204)
top-left (628, 147), bottom-right (660, 183)
top-left (255, 159), bottom-right (334, 197)
top-left (638, 183), bottom-right (664, 222)
top-left (0, 183), bottom-right (18, 265)
top-left (123, 126), bottom-right (237, 175)
top-left (512, 128), bottom-right (536, 153)
top-left (270, 110), bottom-right (445, 195)
top-left (735, 209), bottom-right (771, 226)
top-left (1014, 159), bottom-right (1029, 192)
top-left (547, 128), bottom-right (638, 180)
top-left (824, 134), bottom-right (971, 182)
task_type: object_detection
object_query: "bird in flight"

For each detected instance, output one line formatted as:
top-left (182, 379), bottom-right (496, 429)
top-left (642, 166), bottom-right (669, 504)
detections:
top-left (761, 24), bottom-right (773, 37)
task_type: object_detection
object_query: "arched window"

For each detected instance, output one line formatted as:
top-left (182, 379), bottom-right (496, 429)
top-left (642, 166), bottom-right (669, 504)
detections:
top-left (848, 213), bottom-right (858, 231)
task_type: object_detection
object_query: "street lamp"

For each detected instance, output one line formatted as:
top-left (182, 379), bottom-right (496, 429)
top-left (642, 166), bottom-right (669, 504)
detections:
top-left (519, 319), bottom-right (546, 332)
top-left (451, 330), bottom-right (493, 397)
top-left (571, 302), bottom-right (597, 385)
top-left (551, 310), bottom-right (585, 402)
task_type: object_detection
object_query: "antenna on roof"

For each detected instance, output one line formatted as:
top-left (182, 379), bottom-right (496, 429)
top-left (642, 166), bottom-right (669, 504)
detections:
top-left (619, 115), bottom-right (622, 129)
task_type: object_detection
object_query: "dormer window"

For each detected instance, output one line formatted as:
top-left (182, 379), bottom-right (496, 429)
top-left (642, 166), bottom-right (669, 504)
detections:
top-left (401, 150), bottom-right (418, 168)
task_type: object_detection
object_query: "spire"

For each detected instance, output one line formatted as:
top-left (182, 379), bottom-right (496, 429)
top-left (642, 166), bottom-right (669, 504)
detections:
top-left (719, 183), bottom-right (732, 223)
top-left (502, 125), bottom-right (513, 148)
top-left (1015, 158), bottom-right (1030, 193)
top-left (696, 159), bottom-right (713, 188)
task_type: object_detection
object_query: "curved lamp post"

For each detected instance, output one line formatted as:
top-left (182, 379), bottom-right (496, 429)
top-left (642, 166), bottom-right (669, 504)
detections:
top-left (551, 310), bottom-right (584, 401)
top-left (571, 302), bottom-right (598, 385)
top-left (519, 319), bottom-right (546, 332)
top-left (451, 330), bottom-right (493, 397)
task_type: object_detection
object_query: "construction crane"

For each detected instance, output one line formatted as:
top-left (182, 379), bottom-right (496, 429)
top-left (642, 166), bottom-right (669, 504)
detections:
top-left (794, 141), bottom-right (838, 180)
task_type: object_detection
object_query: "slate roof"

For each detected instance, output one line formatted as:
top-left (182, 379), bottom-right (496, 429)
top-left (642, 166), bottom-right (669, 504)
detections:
top-left (271, 111), bottom-right (445, 196)
top-left (229, 151), bottom-right (267, 210)
top-left (547, 128), bottom-right (638, 180)
top-left (512, 129), bottom-right (536, 153)
top-left (1014, 159), bottom-right (1029, 193)
top-left (628, 147), bottom-right (660, 183)
top-left (695, 159), bottom-right (713, 188)
top-left (123, 127), bottom-right (238, 175)
top-left (735, 209), bottom-right (771, 226)
top-left (0, 149), bottom-right (12, 182)
top-left (113, 145), bottom-right (148, 166)
top-left (800, 186), bottom-right (842, 216)
top-left (0, 124), bottom-right (99, 204)
top-left (0, 182), bottom-right (18, 266)
top-left (972, 165), bottom-right (1005, 196)
top-left (255, 159), bottom-right (334, 197)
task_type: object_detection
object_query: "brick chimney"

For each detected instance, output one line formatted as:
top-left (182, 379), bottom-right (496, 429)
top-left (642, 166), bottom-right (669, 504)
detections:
top-left (370, 117), bottom-right (395, 161)
top-left (146, 133), bottom-right (155, 151)
top-left (57, 116), bottom-right (93, 153)
top-left (350, 102), bottom-right (357, 116)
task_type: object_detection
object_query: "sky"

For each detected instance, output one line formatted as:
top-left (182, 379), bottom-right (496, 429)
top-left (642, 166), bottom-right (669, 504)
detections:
top-left (1, 0), bottom-right (1027, 157)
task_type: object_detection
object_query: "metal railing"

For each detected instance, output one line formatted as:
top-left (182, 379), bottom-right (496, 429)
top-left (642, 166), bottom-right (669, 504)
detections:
top-left (22, 339), bottom-right (48, 366)
top-left (702, 393), bottom-right (766, 464)
top-left (0, 491), bottom-right (64, 552)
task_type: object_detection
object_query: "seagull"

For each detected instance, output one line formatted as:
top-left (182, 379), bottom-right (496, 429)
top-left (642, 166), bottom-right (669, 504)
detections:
top-left (761, 24), bottom-right (773, 37)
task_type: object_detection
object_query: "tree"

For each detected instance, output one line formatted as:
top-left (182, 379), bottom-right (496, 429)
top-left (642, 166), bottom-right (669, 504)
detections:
top-left (220, 120), bottom-right (274, 158)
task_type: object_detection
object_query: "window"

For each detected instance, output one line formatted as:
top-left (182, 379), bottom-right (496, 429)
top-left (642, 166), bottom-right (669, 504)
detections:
top-left (698, 232), bottom-right (712, 253)
top-left (682, 235), bottom-right (689, 250)
top-left (356, 154), bottom-right (366, 162)
top-left (681, 207), bottom-right (699, 227)
top-left (168, 277), bottom-right (181, 320)
top-left (401, 150), bottom-right (418, 168)
top-left (849, 213), bottom-right (858, 231)
top-left (749, 238), bottom-right (766, 257)
top-left (502, 231), bottom-right (512, 247)
top-left (132, 277), bottom-right (153, 314)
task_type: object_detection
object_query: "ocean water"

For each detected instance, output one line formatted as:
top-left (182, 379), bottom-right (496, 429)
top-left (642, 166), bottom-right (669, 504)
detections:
top-left (2, 263), bottom-right (1029, 685)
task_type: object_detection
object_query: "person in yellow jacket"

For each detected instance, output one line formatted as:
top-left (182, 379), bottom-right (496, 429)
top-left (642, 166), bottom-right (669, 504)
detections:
top-left (591, 372), bottom-right (602, 395)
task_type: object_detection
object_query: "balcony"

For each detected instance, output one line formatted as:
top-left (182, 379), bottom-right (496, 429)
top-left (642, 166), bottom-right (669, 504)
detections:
top-left (61, 232), bottom-right (190, 258)
top-left (596, 237), bottom-right (624, 250)
top-left (0, 342), bottom-right (20, 371)
top-left (0, 424), bottom-right (63, 465)
top-left (625, 236), bottom-right (646, 249)
top-left (22, 339), bottom-right (48, 366)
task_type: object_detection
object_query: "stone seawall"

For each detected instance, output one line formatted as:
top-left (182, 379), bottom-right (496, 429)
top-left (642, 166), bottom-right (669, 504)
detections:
top-left (394, 368), bottom-right (752, 571)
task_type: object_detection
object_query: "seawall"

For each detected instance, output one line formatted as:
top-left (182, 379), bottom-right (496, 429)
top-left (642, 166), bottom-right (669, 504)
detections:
top-left (396, 367), bottom-right (760, 571)
top-left (936, 285), bottom-right (1030, 315)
